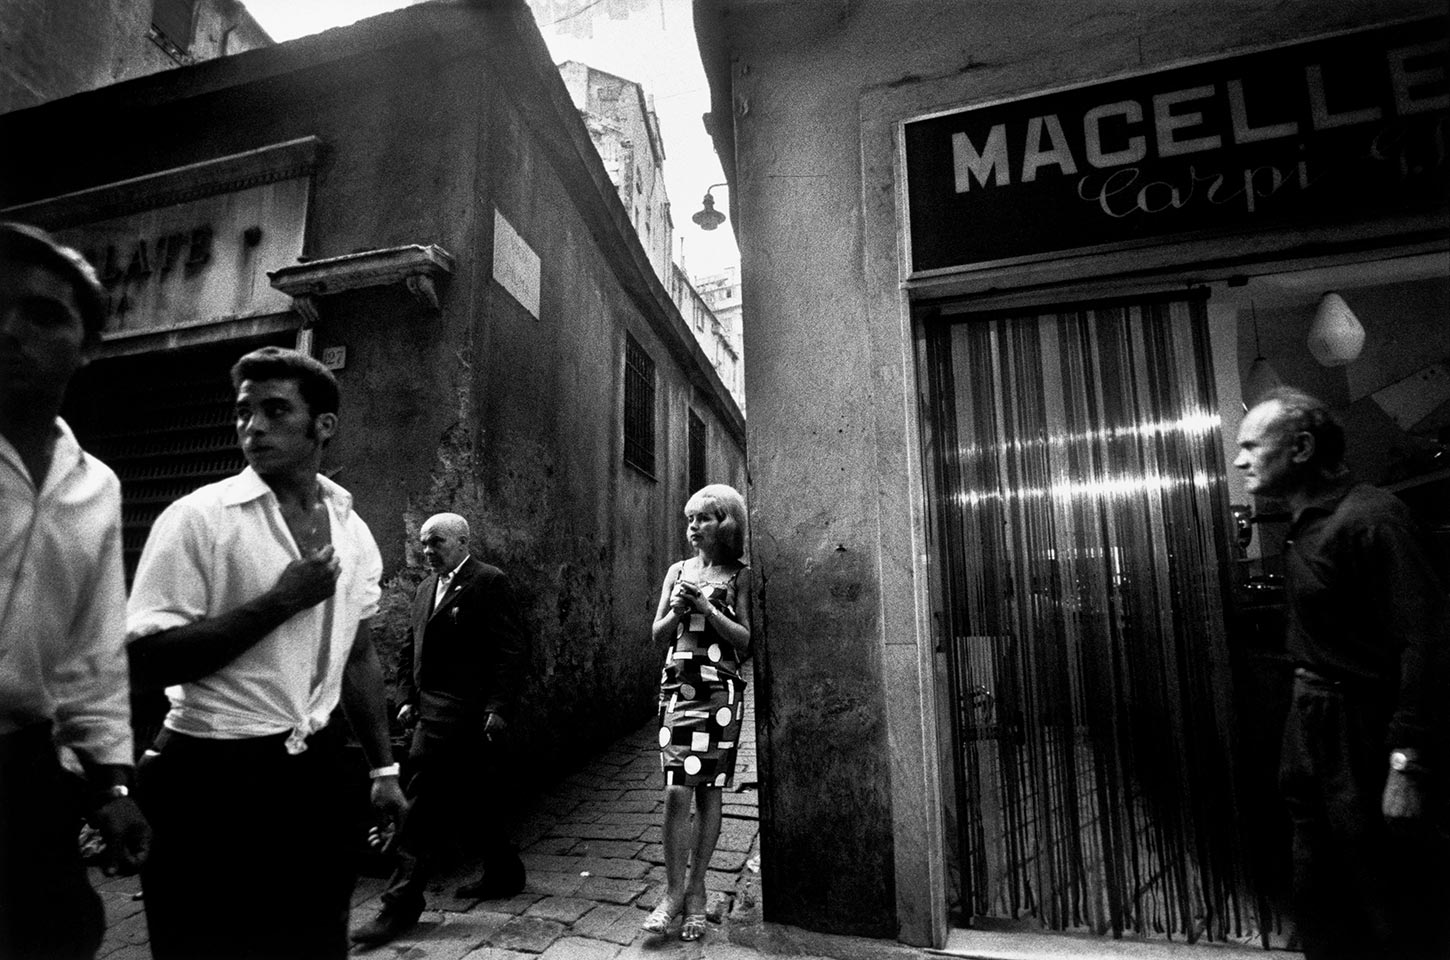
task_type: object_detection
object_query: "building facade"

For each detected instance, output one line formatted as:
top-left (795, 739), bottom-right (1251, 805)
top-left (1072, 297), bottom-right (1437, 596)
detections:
top-left (557, 58), bottom-right (744, 409)
top-left (0, 0), bottom-right (271, 114)
top-left (558, 61), bottom-right (675, 285)
top-left (1, 0), bottom-right (745, 779)
top-left (696, 0), bottom-right (1446, 949)
top-left (692, 265), bottom-right (744, 410)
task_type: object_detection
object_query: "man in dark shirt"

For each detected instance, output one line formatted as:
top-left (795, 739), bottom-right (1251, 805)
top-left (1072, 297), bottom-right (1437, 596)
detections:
top-left (1235, 386), bottom-right (1447, 960)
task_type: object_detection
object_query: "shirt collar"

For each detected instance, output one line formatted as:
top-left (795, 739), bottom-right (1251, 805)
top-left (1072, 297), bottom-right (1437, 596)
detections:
top-left (440, 555), bottom-right (471, 582)
top-left (219, 466), bottom-right (353, 516)
top-left (0, 417), bottom-right (81, 492)
top-left (1290, 480), bottom-right (1354, 529)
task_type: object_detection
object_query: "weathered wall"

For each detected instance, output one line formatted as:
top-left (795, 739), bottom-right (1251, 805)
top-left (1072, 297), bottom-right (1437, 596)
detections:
top-left (1, 3), bottom-right (745, 782)
top-left (705, 0), bottom-right (1442, 943)
top-left (0, 0), bottom-right (269, 114)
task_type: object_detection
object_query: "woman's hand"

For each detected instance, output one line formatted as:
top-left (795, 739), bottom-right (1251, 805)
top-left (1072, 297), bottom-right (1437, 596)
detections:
top-left (668, 582), bottom-right (688, 615)
top-left (670, 580), bottom-right (703, 615)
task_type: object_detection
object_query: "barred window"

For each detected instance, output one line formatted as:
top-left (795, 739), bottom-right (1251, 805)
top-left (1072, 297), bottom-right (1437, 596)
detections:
top-left (687, 409), bottom-right (707, 495)
top-left (152, 0), bottom-right (196, 48)
top-left (623, 333), bottom-right (656, 476)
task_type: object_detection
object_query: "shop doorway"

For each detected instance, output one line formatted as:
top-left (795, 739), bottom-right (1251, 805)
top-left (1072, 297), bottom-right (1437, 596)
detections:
top-left (918, 250), bottom-right (1449, 948)
top-left (917, 292), bottom-right (1253, 944)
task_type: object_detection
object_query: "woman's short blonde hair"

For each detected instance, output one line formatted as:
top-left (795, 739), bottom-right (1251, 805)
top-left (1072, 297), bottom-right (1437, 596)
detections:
top-left (686, 483), bottom-right (747, 561)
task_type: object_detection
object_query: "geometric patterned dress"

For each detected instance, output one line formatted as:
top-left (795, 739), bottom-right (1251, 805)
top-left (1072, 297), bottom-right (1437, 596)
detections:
top-left (657, 558), bottom-right (747, 788)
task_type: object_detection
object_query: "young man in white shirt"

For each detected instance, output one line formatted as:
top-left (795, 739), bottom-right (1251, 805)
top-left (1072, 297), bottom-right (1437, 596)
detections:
top-left (127, 346), bottom-right (406, 960)
top-left (0, 222), bottom-right (151, 959)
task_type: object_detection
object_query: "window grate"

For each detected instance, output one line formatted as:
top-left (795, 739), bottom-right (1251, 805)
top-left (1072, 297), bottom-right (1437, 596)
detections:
top-left (687, 409), bottom-right (706, 495)
top-left (152, 0), bottom-right (196, 49)
top-left (623, 333), bottom-right (656, 476)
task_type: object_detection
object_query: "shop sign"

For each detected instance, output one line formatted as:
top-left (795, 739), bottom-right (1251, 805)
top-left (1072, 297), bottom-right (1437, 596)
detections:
top-left (54, 178), bottom-right (308, 334)
top-left (902, 18), bottom-right (1447, 276)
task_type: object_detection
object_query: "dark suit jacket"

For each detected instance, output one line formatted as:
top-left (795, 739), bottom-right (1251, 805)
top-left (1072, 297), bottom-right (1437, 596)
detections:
top-left (395, 556), bottom-right (528, 744)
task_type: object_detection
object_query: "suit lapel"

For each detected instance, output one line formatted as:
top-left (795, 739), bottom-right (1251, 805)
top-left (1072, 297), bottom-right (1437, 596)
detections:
top-left (415, 574), bottom-right (438, 635)
top-left (428, 557), bottom-right (480, 622)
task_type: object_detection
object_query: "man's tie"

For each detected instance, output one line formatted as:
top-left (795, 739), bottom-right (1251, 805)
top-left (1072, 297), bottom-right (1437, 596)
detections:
top-left (434, 571), bottom-right (453, 611)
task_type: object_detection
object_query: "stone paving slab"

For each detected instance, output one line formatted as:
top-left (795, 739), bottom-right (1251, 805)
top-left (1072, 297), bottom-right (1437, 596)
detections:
top-left (539, 935), bottom-right (625, 960)
top-left (590, 812), bottom-right (663, 826)
top-left (348, 909), bottom-right (514, 959)
top-left (708, 848), bottom-right (750, 872)
top-left (493, 914), bottom-right (568, 953)
top-left (704, 869), bottom-right (739, 894)
top-left (528, 836), bottom-right (582, 856)
top-left (573, 904), bottom-right (651, 945)
top-left (577, 875), bottom-right (650, 905)
top-left (526, 896), bottom-right (599, 924)
top-left (523, 854), bottom-right (652, 879)
top-left (459, 949), bottom-right (538, 960)
top-left (528, 870), bottom-right (588, 897)
top-left (96, 910), bottom-right (149, 956)
top-left (548, 821), bottom-right (650, 840)
top-left (578, 799), bottom-right (661, 815)
top-left (715, 819), bottom-right (758, 852)
top-left (572, 839), bottom-right (647, 859)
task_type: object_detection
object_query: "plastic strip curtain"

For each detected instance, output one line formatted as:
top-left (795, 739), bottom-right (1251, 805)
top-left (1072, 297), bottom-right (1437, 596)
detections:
top-left (922, 295), bottom-right (1253, 943)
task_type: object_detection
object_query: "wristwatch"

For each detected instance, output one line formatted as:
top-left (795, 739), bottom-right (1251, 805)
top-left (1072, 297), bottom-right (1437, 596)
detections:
top-left (1390, 750), bottom-right (1425, 776)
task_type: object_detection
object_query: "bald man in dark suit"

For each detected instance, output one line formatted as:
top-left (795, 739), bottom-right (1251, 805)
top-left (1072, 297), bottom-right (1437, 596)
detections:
top-left (352, 513), bottom-right (529, 947)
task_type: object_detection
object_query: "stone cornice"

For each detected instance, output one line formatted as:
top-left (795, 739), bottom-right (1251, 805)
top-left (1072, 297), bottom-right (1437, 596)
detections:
top-left (1, 137), bottom-right (322, 229)
top-left (267, 244), bottom-right (455, 324)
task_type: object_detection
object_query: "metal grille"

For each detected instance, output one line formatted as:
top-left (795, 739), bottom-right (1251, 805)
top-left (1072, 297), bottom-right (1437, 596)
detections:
top-left (688, 408), bottom-right (706, 495)
top-left (151, 0), bottom-right (196, 48)
top-left (623, 333), bottom-right (656, 476)
top-left (62, 338), bottom-right (285, 580)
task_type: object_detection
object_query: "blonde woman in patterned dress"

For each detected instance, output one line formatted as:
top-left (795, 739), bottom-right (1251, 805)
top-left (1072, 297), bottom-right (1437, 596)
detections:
top-left (641, 484), bottom-right (753, 942)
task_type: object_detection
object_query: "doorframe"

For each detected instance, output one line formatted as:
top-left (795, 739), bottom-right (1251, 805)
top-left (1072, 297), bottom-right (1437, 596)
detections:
top-left (856, 60), bottom-right (1447, 945)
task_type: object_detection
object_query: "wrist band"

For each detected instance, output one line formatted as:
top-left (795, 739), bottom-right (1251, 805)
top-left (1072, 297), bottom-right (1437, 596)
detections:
top-left (369, 763), bottom-right (401, 779)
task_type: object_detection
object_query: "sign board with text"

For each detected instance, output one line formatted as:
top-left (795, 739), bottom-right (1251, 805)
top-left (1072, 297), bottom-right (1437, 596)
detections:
top-left (902, 19), bottom-right (1447, 276)
top-left (54, 178), bottom-right (309, 335)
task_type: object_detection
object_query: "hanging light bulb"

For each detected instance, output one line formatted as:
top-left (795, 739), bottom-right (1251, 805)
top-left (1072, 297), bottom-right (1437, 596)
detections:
top-left (1307, 291), bottom-right (1365, 367)
top-left (1243, 302), bottom-right (1282, 408)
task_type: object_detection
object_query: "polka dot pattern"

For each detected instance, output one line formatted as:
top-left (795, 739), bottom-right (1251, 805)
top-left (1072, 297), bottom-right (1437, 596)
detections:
top-left (657, 562), bottom-right (747, 788)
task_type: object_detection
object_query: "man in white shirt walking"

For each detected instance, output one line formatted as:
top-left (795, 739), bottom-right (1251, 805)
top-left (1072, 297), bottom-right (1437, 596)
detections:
top-left (0, 222), bottom-right (150, 960)
top-left (127, 346), bottom-right (406, 960)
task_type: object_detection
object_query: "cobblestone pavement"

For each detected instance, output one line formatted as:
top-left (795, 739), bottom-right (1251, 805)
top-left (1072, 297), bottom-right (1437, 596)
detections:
top-left (89, 674), bottom-right (761, 960)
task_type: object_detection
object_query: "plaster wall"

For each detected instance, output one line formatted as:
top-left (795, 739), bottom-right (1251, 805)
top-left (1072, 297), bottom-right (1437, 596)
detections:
top-left (0, 0), bottom-right (269, 114)
top-left (711, 0), bottom-right (1441, 945)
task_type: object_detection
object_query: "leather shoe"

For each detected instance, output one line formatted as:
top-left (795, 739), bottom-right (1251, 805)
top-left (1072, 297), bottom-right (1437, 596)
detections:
top-left (455, 870), bottom-right (525, 900)
top-left (350, 908), bottom-right (419, 947)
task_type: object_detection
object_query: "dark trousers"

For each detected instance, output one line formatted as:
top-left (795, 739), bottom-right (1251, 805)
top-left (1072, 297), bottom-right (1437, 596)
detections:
top-left (138, 725), bottom-right (357, 960)
top-left (1280, 671), bottom-right (1450, 960)
top-left (379, 720), bottom-right (520, 917)
top-left (0, 723), bottom-right (104, 960)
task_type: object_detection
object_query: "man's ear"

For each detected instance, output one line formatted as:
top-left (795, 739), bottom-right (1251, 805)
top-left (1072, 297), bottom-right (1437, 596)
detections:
top-left (1289, 430), bottom-right (1316, 465)
top-left (314, 411), bottom-right (338, 443)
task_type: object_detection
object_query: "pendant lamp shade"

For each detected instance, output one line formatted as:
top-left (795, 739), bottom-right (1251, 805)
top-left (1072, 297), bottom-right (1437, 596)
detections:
top-left (1307, 292), bottom-right (1365, 367)
top-left (1243, 356), bottom-right (1283, 408)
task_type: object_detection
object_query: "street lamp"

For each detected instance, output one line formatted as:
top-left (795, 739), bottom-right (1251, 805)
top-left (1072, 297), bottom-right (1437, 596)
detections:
top-left (691, 183), bottom-right (728, 231)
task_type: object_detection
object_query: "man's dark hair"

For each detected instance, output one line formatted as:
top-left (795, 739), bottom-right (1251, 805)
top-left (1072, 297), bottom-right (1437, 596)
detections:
top-left (230, 346), bottom-right (340, 417)
top-left (0, 221), bottom-right (108, 341)
top-left (1262, 385), bottom-right (1346, 475)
